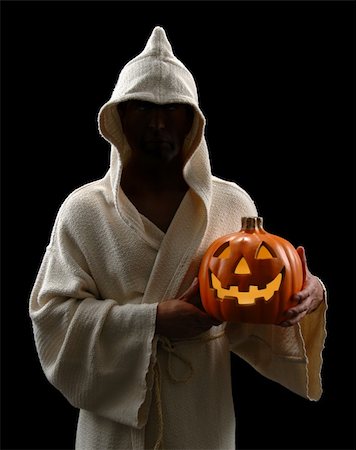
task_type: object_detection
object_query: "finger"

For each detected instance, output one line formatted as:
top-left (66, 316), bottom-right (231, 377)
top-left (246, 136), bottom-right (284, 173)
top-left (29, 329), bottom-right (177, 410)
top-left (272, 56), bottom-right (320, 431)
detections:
top-left (185, 294), bottom-right (208, 316)
top-left (291, 287), bottom-right (310, 304)
top-left (196, 309), bottom-right (221, 327)
top-left (287, 285), bottom-right (312, 313)
top-left (179, 277), bottom-right (199, 302)
top-left (201, 313), bottom-right (222, 327)
top-left (279, 309), bottom-right (308, 327)
top-left (179, 280), bottom-right (221, 324)
top-left (284, 300), bottom-right (310, 319)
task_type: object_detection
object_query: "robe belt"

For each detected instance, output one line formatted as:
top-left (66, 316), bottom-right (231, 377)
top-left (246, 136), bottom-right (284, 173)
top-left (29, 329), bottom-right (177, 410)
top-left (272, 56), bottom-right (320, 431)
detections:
top-left (153, 330), bottom-right (226, 450)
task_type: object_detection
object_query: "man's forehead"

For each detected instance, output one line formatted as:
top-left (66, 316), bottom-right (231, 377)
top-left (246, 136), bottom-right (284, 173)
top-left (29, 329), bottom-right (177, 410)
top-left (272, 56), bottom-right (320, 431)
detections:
top-left (119, 99), bottom-right (191, 107)
top-left (118, 100), bottom-right (194, 113)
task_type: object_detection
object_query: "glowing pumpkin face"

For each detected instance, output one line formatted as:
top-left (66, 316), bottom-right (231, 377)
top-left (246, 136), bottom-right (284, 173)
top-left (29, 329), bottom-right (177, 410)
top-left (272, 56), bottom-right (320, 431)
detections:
top-left (199, 217), bottom-right (304, 324)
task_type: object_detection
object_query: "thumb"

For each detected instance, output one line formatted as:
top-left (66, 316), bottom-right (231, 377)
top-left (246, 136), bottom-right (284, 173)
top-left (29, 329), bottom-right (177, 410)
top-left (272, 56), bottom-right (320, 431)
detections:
top-left (179, 277), bottom-right (200, 303)
top-left (296, 245), bottom-right (307, 281)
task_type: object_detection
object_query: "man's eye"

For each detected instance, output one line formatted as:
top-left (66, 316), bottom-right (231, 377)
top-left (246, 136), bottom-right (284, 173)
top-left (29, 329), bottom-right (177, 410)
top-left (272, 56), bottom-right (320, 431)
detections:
top-left (136, 103), bottom-right (151, 111)
top-left (164, 104), bottom-right (178, 111)
top-left (132, 102), bottom-right (181, 112)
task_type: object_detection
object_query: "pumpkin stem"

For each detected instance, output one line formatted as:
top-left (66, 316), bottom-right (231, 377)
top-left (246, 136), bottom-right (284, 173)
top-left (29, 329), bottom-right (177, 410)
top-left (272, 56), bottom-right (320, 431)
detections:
top-left (241, 216), bottom-right (264, 232)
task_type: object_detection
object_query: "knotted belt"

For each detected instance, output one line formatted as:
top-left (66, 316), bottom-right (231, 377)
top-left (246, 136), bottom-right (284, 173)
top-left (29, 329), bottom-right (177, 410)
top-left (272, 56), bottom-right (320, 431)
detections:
top-left (153, 330), bottom-right (226, 450)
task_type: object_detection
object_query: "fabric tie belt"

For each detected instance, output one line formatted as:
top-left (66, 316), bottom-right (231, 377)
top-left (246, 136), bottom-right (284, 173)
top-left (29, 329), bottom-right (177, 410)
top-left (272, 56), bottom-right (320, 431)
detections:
top-left (153, 330), bottom-right (226, 450)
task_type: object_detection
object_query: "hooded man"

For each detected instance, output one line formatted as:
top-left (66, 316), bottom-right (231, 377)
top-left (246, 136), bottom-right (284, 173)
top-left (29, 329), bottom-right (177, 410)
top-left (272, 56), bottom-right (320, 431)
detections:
top-left (29, 27), bottom-right (327, 450)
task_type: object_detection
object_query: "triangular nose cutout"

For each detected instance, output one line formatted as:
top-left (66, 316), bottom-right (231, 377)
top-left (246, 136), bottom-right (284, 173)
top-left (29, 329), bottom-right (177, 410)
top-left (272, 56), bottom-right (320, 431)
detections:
top-left (234, 257), bottom-right (251, 274)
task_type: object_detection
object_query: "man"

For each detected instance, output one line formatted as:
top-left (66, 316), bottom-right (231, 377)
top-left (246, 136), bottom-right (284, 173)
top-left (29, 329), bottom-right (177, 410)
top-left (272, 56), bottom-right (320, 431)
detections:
top-left (29, 26), bottom-right (326, 449)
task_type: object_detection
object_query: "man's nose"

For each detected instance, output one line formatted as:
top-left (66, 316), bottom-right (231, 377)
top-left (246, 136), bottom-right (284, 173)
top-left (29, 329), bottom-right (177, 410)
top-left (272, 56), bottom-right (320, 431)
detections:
top-left (148, 107), bottom-right (166, 130)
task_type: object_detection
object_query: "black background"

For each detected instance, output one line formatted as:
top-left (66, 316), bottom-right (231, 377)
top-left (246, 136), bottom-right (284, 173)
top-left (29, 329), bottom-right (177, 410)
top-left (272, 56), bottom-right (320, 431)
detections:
top-left (1, 1), bottom-right (355, 449)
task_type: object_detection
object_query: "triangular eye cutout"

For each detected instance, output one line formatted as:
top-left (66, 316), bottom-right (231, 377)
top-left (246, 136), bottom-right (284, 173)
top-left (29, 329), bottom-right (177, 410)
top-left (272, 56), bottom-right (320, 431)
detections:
top-left (256, 243), bottom-right (274, 259)
top-left (214, 242), bottom-right (231, 259)
top-left (234, 257), bottom-right (251, 274)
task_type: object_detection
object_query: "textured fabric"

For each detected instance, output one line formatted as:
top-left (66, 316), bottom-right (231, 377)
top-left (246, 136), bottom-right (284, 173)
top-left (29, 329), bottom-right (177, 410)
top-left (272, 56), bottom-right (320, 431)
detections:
top-left (29, 26), bottom-right (327, 450)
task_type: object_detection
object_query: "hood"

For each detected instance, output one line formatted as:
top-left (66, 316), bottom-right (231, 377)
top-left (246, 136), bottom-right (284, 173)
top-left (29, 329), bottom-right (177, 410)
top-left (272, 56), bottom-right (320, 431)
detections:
top-left (98, 26), bottom-right (212, 219)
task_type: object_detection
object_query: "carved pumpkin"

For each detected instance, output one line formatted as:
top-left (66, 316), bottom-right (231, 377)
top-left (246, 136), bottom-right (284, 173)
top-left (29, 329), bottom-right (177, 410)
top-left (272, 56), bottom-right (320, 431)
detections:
top-left (199, 217), bottom-right (304, 324)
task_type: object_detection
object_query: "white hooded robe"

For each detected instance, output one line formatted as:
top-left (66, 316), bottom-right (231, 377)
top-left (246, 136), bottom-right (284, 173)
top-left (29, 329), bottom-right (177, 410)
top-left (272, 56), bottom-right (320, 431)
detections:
top-left (29, 26), bottom-right (327, 450)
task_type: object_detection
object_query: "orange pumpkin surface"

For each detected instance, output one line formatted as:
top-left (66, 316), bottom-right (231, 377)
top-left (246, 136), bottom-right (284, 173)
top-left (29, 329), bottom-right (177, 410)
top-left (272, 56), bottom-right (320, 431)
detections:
top-left (199, 217), bottom-right (304, 324)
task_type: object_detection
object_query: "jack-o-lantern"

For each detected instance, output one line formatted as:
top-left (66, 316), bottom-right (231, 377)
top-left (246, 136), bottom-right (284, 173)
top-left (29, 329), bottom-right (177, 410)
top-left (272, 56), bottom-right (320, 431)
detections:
top-left (199, 217), bottom-right (304, 324)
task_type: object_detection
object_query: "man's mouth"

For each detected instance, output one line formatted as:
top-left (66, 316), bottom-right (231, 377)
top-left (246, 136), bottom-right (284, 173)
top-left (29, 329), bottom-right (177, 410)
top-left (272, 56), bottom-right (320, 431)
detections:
top-left (146, 140), bottom-right (169, 145)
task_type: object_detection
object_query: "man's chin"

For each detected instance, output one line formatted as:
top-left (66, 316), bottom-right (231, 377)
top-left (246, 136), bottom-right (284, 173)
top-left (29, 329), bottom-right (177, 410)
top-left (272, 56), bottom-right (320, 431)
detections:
top-left (143, 143), bottom-right (178, 163)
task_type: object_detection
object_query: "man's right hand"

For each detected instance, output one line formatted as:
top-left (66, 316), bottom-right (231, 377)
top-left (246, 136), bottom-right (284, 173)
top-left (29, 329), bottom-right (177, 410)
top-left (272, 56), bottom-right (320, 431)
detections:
top-left (155, 278), bottom-right (221, 339)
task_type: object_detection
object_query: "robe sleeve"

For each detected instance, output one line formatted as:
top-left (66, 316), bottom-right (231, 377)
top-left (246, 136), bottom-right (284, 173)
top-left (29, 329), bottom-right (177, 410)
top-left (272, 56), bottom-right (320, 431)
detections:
top-left (29, 221), bottom-right (158, 429)
top-left (225, 284), bottom-right (327, 400)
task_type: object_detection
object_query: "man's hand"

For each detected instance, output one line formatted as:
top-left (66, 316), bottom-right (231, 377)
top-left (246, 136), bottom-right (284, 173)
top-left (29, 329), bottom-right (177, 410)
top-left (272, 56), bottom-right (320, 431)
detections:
top-left (155, 278), bottom-right (221, 339)
top-left (279, 246), bottom-right (325, 327)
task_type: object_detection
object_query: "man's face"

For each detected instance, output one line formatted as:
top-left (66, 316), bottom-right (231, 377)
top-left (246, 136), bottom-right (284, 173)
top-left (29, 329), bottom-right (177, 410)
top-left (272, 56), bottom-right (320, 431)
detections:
top-left (118, 100), bottom-right (194, 165)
